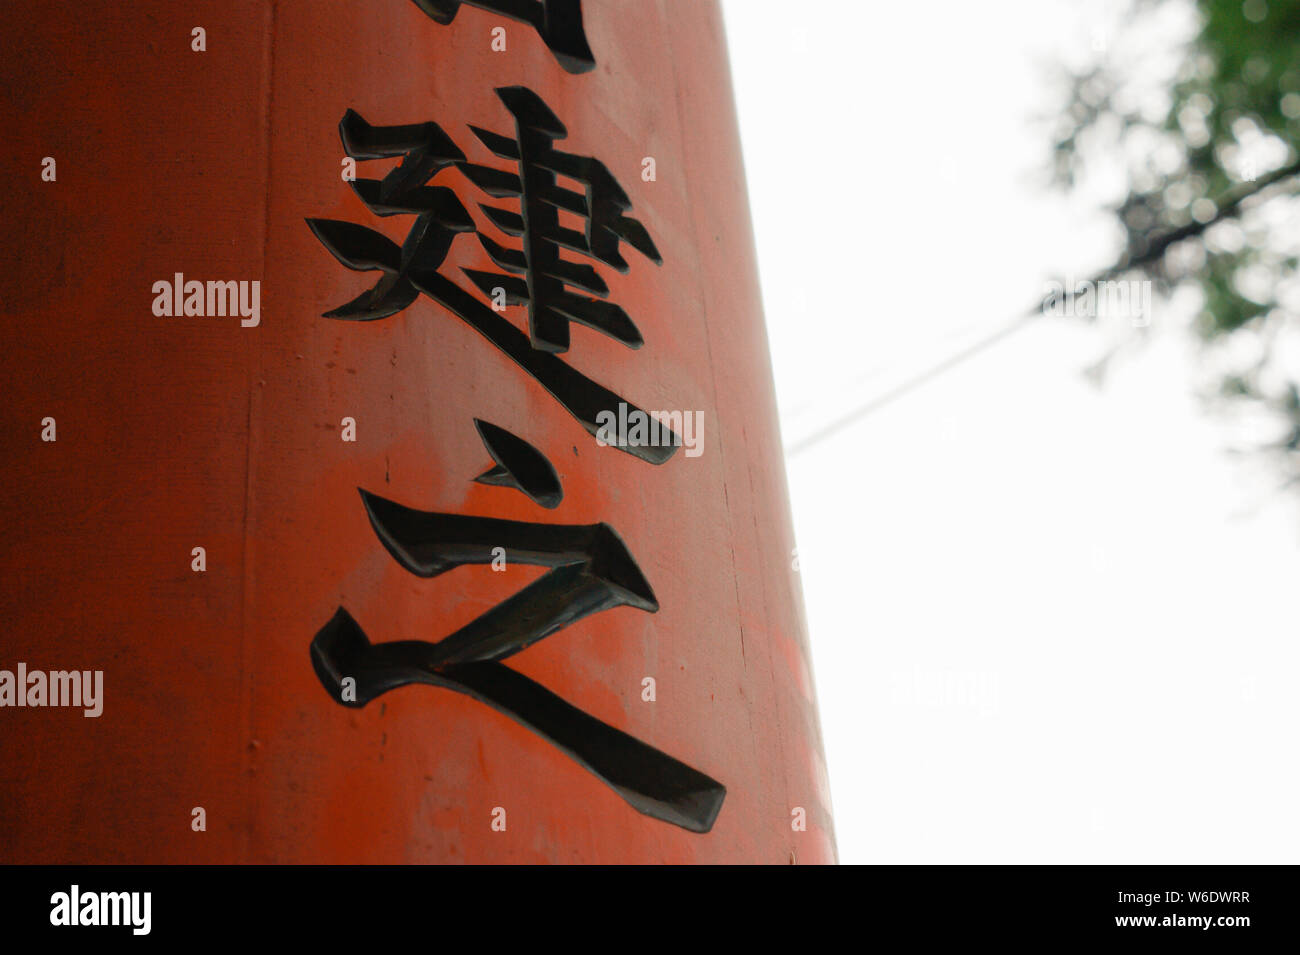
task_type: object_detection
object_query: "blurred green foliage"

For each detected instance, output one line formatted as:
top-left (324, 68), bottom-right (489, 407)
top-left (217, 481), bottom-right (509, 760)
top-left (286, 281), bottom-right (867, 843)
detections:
top-left (1053, 0), bottom-right (1300, 455)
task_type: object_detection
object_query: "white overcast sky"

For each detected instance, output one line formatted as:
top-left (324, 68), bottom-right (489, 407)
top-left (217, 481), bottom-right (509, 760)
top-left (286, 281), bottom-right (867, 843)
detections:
top-left (723, 0), bottom-right (1300, 863)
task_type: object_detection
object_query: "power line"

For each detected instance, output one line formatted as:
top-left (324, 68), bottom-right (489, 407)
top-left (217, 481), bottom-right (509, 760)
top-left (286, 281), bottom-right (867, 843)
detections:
top-left (784, 161), bottom-right (1300, 458)
top-left (784, 308), bottom-right (1040, 457)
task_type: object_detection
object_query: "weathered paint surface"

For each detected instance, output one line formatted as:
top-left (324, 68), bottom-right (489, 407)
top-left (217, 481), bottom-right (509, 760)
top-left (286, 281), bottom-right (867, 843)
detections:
top-left (0, 0), bottom-right (835, 863)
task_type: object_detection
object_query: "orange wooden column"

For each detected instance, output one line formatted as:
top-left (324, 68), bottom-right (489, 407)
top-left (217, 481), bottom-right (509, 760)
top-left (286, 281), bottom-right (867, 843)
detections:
top-left (0, 0), bottom-right (835, 863)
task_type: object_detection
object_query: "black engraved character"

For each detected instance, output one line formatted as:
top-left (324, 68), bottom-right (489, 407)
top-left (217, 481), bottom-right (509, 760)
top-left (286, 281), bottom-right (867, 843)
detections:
top-left (307, 92), bottom-right (680, 464)
top-left (310, 483), bottom-right (726, 833)
top-left (410, 0), bottom-right (596, 74)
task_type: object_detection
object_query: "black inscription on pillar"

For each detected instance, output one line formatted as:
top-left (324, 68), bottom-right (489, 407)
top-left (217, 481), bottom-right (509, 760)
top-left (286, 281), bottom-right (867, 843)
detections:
top-left (472, 418), bottom-right (564, 509)
top-left (410, 0), bottom-right (596, 74)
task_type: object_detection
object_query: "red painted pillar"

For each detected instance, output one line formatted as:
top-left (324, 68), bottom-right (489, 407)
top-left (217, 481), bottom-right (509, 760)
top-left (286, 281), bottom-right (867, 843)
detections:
top-left (0, 0), bottom-right (835, 863)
